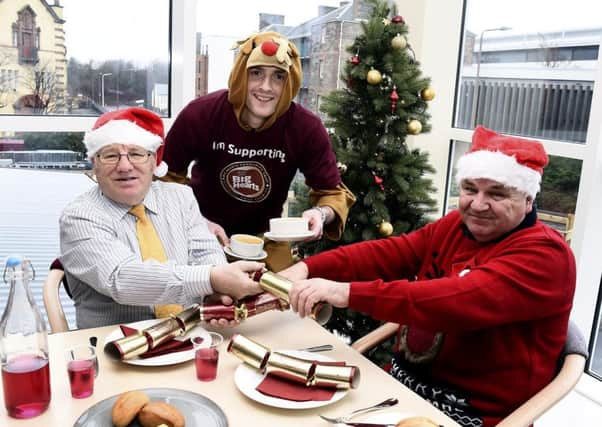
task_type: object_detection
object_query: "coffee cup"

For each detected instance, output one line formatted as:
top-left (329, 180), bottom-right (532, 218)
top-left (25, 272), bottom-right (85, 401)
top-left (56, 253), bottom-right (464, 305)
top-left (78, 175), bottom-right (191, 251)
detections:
top-left (230, 234), bottom-right (264, 258)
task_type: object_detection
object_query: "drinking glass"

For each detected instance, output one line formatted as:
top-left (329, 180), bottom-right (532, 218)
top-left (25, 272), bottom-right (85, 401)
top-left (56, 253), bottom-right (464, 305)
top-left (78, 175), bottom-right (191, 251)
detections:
top-left (65, 345), bottom-right (96, 398)
top-left (193, 332), bottom-right (223, 381)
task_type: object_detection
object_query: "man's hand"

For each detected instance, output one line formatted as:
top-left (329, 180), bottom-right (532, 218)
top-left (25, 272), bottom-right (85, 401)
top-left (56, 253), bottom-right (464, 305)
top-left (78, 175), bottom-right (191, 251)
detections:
top-left (302, 208), bottom-right (324, 241)
top-left (277, 261), bottom-right (309, 282)
top-left (209, 261), bottom-right (263, 300)
top-left (288, 278), bottom-right (350, 318)
top-left (206, 219), bottom-right (229, 246)
top-left (202, 294), bottom-right (239, 327)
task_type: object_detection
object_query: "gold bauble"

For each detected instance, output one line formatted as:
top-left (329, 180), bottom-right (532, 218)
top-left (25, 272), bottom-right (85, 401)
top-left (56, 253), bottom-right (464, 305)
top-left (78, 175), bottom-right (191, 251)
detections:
top-left (407, 119), bottom-right (422, 135)
top-left (382, 18), bottom-right (391, 26)
top-left (420, 87), bottom-right (435, 101)
top-left (366, 69), bottom-right (382, 85)
top-left (391, 34), bottom-right (407, 50)
top-left (379, 221), bottom-right (393, 237)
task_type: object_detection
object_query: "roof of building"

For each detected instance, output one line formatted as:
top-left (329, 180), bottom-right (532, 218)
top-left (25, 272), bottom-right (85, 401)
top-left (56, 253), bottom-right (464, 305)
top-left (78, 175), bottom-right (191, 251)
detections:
top-left (37, 0), bottom-right (66, 24)
top-left (284, 2), bottom-right (354, 39)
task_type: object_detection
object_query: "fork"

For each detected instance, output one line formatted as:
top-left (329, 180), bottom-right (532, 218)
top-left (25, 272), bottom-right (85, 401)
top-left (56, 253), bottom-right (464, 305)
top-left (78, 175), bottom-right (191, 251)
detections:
top-left (319, 397), bottom-right (398, 424)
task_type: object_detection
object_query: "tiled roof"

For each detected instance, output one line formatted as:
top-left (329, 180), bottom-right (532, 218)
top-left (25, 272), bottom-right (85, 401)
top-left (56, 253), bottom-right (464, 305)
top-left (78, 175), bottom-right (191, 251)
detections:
top-left (284, 3), bottom-right (354, 39)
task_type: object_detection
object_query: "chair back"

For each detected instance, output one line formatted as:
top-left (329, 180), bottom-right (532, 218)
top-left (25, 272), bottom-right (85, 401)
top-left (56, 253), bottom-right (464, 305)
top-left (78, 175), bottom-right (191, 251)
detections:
top-left (497, 320), bottom-right (588, 427)
top-left (42, 262), bottom-right (70, 333)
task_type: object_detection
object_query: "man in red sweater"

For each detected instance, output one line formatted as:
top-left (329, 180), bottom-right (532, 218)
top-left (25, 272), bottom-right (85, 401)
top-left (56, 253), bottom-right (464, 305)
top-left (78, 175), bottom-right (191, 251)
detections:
top-left (282, 126), bottom-right (576, 427)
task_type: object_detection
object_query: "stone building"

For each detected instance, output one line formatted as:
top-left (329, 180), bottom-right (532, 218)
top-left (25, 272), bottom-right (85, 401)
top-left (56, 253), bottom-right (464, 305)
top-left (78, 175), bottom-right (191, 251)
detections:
top-left (0, 0), bottom-right (67, 115)
top-left (261, 1), bottom-right (371, 117)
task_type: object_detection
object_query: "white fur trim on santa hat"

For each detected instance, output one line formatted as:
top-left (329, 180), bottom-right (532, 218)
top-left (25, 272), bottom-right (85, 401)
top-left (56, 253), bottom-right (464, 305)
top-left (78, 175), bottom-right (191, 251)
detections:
top-left (154, 161), bottom-right (168, 177)
top-left (83, 119), bottom-right (163, 159)
top-left (455, 150), bottom-right (542, 198)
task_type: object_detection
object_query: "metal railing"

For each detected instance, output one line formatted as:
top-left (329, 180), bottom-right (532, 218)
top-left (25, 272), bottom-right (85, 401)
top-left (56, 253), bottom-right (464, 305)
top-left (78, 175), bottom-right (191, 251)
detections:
top-left (457, 78), bottom-right (593, 143)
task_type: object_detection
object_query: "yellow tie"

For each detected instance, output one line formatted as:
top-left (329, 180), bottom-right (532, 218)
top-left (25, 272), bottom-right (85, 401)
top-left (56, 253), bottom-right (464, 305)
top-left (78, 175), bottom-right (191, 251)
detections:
top-left (129, 204), bottom-right (183, 318)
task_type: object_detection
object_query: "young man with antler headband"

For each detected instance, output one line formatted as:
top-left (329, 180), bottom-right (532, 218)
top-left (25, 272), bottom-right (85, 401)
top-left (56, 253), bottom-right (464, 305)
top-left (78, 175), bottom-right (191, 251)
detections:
top-left (162, 32), bottom-right (355, 271)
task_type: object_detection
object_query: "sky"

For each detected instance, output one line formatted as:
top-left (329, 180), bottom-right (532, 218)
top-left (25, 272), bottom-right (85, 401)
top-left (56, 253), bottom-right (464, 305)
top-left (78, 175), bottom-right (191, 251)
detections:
top-left (464, 0), bottom-right (602, 35)
top-left (62, 0), bottom-right (169, 63)
top-left (60, 0), bottom-right (602, 90)
top-left (62, 0), bottom-right (342, 63)
top-left (61, 0), bottom-right (344, 90)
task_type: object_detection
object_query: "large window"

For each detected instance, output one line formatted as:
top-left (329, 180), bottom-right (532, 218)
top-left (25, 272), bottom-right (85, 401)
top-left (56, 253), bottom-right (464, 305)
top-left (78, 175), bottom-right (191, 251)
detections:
top-left (455, 1), bottom-right (600, 143)
top-left (0, 0), bottom-right (173, 330)
top-left (0, 0), bottom-right (348, 330)
top-left (0, 0), bottom-right (170, 116)
top-left (451, 0), bottom-right (602, 394)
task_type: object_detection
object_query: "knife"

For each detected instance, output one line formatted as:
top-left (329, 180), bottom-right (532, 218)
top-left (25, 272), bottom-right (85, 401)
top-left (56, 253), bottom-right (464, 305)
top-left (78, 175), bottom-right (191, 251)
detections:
top-left (342, 423), bottom-right (444, 427)
top-left (339, 423), bottom-right (397, 427)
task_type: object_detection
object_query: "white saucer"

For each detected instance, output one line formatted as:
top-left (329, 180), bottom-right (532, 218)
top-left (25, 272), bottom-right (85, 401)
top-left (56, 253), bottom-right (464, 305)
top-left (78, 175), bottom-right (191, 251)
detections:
top-left (263, 231), bottom-right (314, 242)
top-left (223, 246), bottom-right (268, 260)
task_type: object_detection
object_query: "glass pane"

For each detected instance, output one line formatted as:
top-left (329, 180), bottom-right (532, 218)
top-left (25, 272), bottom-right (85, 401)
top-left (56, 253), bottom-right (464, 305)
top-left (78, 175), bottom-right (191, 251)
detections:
top-left (445, 140), bottom-right (581, 244)
top-left (0, 132), bottom-right (91, 330)
top-left (196, 0), bottom-right (352, 102)
top-left (455, 0), bottom-right (600, 143)
top-left (0, 0), bottom-right (170, 116)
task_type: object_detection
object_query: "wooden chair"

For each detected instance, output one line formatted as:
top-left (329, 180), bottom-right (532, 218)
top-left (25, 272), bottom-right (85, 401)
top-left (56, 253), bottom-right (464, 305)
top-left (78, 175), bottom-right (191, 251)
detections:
top-left (537, 212), bottom-right (575, 243)
top-left (42, 263), bottom-right (70, 333)
top-left (352, 321), bottom-right (587, 427)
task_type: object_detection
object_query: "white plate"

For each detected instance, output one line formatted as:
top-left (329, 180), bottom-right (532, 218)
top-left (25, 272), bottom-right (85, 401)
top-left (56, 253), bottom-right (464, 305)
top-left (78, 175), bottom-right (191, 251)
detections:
top-left (103, 319), bottom-right (210, 366)
top-left (362, 411), bottom-right (415, 424)
top-left (223, 245), bottom-right (268, 260)
top-left (263, 231), bottom-right (314, 242)
top-left (233, 350), bottom-right (349, 409)
top-left (73, 388), bottom-right (227, 427)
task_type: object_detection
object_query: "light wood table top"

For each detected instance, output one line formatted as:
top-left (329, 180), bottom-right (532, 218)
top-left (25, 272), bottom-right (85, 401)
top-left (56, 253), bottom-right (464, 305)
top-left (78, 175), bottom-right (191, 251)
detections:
top-left (0, 310), bottom-right (460, 426)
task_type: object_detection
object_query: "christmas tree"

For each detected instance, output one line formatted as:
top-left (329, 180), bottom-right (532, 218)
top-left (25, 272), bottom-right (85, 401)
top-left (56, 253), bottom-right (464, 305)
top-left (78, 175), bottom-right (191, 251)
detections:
top-left (295, 0), bottom-right (438, 366)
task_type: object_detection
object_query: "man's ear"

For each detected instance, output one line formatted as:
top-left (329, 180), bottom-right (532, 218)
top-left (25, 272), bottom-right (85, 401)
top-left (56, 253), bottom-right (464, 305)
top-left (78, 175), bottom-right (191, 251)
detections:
top-left (526, 195), bottom-right (534, 212)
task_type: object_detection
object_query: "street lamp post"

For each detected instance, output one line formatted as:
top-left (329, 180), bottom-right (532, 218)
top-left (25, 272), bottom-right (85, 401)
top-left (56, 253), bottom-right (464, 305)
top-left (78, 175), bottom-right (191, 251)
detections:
top-left (471, 26), bottom-right (511, 127)
top-left (101, 73), bottom-right (113, 108)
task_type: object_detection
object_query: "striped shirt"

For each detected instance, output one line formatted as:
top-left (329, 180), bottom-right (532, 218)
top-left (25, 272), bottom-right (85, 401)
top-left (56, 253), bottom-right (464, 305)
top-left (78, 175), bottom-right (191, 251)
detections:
top-left (60, 181), bottom-right (227, 328)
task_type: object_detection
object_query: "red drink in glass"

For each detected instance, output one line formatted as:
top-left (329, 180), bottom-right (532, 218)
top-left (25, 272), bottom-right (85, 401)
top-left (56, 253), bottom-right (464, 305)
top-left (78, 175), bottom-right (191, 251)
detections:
top-left (195, 348), bottom-right (218, 381)
top-left (1, 354), bottom-right (51, 418)
top-left (67, 359), bottom-right (95, 398)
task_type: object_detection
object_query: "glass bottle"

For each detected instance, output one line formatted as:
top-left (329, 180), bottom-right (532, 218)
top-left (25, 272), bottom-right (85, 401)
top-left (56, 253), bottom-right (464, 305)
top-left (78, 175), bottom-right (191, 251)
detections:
top-left (0, 256), bottom-right (51, 418)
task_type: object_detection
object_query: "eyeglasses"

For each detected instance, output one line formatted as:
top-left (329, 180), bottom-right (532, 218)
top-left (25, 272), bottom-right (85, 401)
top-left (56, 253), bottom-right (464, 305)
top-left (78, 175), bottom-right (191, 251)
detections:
top-left (95, 150), bottom-right (153, 165)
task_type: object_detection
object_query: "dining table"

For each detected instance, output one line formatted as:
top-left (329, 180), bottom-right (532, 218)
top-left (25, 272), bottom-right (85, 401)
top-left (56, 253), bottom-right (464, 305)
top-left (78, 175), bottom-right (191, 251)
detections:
top-left (0, 310), bottom-right (461, 426)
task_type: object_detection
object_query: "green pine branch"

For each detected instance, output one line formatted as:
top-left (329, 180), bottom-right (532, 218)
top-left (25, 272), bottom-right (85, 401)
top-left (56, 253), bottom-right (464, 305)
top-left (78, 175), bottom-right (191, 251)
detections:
top-left (296, 0), bottom-right (438, 366)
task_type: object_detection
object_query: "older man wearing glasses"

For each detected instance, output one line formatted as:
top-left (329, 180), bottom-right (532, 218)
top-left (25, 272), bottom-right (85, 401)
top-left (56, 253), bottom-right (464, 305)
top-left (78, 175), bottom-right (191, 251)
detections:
top-left (60, 108), bottom-right (263, 329)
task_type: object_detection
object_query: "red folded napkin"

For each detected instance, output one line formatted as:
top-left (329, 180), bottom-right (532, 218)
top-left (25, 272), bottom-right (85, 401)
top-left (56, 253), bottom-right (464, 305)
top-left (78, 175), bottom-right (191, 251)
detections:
top-left (119, 325), bottom-right (196, 359)
top-left (256, 360), bottom-right (344, 402)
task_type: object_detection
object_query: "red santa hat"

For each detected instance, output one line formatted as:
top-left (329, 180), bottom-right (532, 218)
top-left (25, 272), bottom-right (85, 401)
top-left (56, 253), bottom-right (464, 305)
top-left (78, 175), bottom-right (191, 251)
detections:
top-left (455, 126), bottom-right (548, 198)
top-left (83, 107), bottom-right (168, 177)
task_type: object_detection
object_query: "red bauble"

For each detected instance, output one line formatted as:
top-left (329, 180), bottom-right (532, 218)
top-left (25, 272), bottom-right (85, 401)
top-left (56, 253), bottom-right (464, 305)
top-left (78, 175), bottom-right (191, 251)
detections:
top-left (391, 15), bottom-right (405, 24)
top-left (373, 174), bottom-right (384, 191)
top-left (350, 55), bottom-right (359, 65)
top-left (390, 87), bottom-right (399, 113)
top-left (261, 40), bottom-right (279, 56)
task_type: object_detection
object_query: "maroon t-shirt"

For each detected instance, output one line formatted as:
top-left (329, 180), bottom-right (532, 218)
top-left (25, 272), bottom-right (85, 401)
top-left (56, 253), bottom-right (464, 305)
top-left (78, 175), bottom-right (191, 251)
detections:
top-left (164, 90), bottom-right (340, 235)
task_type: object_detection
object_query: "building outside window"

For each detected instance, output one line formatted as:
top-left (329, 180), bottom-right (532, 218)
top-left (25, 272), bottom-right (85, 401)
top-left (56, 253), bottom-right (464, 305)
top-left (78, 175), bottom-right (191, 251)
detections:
top-left (0, 0), bottom-right (170, 116)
